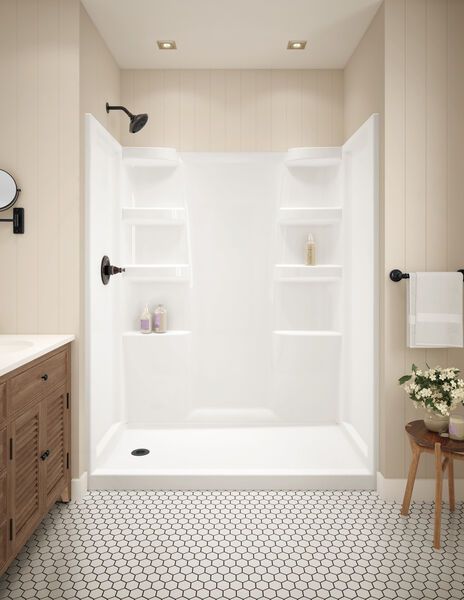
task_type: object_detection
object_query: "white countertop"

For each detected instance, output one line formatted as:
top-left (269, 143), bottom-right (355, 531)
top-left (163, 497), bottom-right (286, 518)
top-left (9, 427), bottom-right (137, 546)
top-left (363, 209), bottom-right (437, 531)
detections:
top-left (0, 335), bottom-right (75, 377)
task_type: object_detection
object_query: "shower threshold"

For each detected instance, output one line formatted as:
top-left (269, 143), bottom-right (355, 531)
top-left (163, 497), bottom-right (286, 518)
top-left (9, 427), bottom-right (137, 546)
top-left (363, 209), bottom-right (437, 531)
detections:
top-left (89, 423), bottom-right (374, 490)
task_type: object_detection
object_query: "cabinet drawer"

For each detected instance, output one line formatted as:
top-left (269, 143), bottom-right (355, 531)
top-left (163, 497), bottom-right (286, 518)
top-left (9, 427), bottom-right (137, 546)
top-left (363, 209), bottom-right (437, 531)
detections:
top-left (0, 428), bottom-right (6, 473)
top-left (8, 351), bottom-right (67, 416)
top-left (0, 384), bottom-right (6, 425)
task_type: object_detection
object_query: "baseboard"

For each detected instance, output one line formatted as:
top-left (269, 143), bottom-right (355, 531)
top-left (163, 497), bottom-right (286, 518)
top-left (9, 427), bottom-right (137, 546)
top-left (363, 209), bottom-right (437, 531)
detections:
top-left (377, 471), bottom-right (464, 503)
top-left (71, 471), bottom-right (88, 502)
top-left (89, 472), bottom-right (376, 491)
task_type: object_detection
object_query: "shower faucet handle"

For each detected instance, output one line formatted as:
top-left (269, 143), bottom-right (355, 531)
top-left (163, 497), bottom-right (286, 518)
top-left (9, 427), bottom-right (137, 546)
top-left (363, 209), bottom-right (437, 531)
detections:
top-left (101, 255), bottom-right (125, 285)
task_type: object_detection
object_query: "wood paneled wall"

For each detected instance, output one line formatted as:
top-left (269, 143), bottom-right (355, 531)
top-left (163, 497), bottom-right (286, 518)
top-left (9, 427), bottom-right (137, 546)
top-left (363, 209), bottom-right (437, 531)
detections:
top-left (120, 70), bottom-right (344, 150)
top-left (383, 0), bottom-right (464, 478)
top-left (344, 5), bottom-right (385, 142)
top-left (0, 0), bottom-right (81, 474)
top-left (80, 4), bottom-right (121, 141)
top-left (0, 0), bottom-right (79, 333)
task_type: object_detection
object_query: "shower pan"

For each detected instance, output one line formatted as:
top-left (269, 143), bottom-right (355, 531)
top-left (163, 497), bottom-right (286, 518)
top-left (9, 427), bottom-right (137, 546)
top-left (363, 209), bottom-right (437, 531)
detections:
top-left (85, 113), bottom-right (379, 490)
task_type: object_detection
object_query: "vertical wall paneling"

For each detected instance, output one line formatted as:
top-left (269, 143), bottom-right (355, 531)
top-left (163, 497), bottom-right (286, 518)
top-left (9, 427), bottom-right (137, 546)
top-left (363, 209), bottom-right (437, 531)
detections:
top-left (403, 0), bottom-right (428, 475)
top-left (164, 70), bottom-right (181, 149)
top-left (381, 0), bottom-right (464, 478)
top-left (16, 0), bottom-right (38, 333)
top-left (180, 70), bottom-right (195, 151)
top-left (0, 0), bottom-right (80, 472)
top-left (210, 70), bottom-right (226, 151)
top-left (194, 70), bottom-right (211, 150)
top-left (120, 69), bottom-right (344, 150)
top-left (37, 0), bottom-right (60, 333)
top-left (384, 0), bottom-right (407, 477)
top-left (0, 1), bottom-right (19, 331)
top-left (447, 0), bottom-right (464, 398)
top-left (424, 0), bottom-right (449, 405)
top-left (240, 70), bottom-right (256, 150)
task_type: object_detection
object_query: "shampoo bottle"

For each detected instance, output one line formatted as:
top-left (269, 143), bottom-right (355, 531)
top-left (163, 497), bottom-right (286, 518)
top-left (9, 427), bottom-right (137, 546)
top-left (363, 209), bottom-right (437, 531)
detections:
top-left (140, 304), bottom-right (152, 334)
top-left (305, 233), bottom-right (316, 266)
top-left (154, 304), bottom-right (168, 333)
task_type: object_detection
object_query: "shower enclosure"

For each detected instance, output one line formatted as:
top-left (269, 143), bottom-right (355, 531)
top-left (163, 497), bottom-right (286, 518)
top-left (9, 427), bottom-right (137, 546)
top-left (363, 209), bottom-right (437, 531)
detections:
top-left (86, 114), bottom-right (378, 489)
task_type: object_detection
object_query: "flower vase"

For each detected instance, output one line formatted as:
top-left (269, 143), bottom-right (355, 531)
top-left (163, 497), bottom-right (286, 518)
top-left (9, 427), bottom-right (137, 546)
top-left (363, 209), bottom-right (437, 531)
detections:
top-left (423, 410), bottom-right (449, 433)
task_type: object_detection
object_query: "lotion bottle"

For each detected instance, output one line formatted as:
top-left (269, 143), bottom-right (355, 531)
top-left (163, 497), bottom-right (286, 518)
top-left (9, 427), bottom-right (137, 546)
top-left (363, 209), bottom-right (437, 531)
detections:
top-left (154, 304), bottom-right (168, 333)
top-left (305, 233), bottom-right (316, 266)
top-left (140, 304), bottom-right (152, 334)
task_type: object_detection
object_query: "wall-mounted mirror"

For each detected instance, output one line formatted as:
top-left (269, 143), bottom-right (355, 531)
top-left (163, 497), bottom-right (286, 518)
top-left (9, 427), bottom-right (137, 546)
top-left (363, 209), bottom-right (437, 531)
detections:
top-left (0, 169), bottom-right (21, 211)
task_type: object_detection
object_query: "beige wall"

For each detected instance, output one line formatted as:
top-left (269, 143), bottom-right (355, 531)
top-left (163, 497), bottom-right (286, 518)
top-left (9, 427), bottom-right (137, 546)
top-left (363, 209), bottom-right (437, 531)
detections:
top-left (344, 5), bottom-right (385, 142)
top-left (120, 70), bottom-right (344, 150)
top-left (80, 4), bottom-right (121, 141)
top-left (0, 0), bottom-right (81, 472)
top-left (345, 0), bottom-right (464, 480)
top-left (383, 0), bottom-right (464, 479)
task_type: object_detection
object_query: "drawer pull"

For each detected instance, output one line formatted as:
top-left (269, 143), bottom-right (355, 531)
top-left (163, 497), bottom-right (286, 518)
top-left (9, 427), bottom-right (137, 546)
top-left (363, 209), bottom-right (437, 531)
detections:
top-left (40, 449), bottom-right (50, 461)
top-left (41, 374), bottom-right (48, 381)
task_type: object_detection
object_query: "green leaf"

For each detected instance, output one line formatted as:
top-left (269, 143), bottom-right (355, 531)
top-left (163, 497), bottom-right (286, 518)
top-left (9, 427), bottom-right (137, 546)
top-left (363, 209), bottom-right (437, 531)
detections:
top-left (399, 375), bottom-right (412, 385)
top-left (412, 364), bottom-right (418, 373)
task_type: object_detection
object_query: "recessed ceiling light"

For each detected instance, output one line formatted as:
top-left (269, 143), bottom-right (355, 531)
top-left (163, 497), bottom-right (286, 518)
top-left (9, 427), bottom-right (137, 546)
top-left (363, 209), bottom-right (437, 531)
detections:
top-left (287, 40), bottom-right (307, 50)
top-left (157, 40), bottom-right (177, 50)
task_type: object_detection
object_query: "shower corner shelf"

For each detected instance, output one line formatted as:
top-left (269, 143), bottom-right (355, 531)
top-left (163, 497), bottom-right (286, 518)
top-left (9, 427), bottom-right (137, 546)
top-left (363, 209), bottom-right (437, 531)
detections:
top-left (275, 264), bottom-right (342, 282)
top-left (278, 207), bottom-right (342, 225)
top-left (122, 264), bottom-right (191, 282)
top-left (122, 147), bottom-right (179, 167)
top-left (285, 147), bottom-right (342, 167)
top-left (121, 207), bottom-right (186, 225)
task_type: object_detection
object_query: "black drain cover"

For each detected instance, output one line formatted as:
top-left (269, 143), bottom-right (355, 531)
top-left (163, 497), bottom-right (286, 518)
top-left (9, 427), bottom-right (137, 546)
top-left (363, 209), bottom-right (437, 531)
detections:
top-left (131, 448), bottom-right (150, 457)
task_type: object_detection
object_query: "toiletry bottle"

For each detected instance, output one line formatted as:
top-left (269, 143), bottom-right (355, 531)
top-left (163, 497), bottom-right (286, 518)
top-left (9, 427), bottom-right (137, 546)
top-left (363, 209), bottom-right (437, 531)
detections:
top-left (140, 304), bottom-right (152, 334)
top-left (154, 304), bottom-right (167, 333)
top-left (305, 233), bottom-right (316, 266)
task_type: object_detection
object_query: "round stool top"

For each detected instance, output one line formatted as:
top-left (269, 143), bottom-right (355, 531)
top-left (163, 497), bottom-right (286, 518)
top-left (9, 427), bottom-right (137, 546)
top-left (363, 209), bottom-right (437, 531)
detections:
top-left (406, 420), bottom-right (464, 453)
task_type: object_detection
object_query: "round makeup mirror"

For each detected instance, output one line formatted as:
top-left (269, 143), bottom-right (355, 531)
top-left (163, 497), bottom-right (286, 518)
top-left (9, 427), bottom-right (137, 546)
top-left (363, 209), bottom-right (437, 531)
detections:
top-left (0, 169), bottom-right (21, 211)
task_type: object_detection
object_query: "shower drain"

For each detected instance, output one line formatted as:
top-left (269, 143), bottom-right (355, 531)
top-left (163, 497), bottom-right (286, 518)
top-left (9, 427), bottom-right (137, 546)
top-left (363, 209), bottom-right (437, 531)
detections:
top-left (131, 448), bottom-right (150, 457)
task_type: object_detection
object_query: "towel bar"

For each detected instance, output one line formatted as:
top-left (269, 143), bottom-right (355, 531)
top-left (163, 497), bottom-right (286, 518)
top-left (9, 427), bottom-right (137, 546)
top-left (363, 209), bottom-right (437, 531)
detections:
top-left (390, 269), bottom-right (464, 282)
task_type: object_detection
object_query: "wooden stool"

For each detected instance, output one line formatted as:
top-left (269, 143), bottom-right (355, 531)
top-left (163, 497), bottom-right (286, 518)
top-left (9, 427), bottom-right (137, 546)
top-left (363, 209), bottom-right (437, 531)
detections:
top-left (401, 420), bottom-right (464, 549)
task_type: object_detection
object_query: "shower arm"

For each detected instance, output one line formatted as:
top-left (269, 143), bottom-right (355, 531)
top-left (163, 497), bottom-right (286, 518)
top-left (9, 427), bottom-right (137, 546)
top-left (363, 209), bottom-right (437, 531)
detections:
top-left (105, 103), bottom-right (134, 118)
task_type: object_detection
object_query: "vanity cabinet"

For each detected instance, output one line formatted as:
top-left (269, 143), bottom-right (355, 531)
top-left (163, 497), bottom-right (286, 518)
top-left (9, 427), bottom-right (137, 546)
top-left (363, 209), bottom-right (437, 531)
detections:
top-left (0, 344), bottom-right (71, 576)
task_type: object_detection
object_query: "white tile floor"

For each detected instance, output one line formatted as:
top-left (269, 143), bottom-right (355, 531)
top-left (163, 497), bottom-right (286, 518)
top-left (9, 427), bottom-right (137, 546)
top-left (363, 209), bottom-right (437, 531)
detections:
top-left (0, 490), bottom-right (463, 600)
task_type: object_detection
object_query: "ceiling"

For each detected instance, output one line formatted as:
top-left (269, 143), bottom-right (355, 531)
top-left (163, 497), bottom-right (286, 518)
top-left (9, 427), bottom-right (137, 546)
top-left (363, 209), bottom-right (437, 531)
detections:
top-left (81, 0), bottom-right (382, 70)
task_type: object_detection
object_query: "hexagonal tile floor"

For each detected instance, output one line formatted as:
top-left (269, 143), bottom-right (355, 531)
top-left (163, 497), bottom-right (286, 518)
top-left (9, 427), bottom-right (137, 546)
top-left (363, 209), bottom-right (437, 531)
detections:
top-left (0, 490), bottom-right (463, 599)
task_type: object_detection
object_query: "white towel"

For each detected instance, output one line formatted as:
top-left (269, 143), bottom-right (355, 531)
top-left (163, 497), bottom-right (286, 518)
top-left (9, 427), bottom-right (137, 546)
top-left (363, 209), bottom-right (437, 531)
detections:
top-left (407, 272), bottom-right (463, 348)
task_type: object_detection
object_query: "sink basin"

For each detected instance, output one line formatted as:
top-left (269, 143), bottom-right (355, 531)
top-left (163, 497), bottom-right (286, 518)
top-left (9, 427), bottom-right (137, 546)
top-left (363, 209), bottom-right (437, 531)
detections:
top-left (0, 340), bottom-right (34, 353)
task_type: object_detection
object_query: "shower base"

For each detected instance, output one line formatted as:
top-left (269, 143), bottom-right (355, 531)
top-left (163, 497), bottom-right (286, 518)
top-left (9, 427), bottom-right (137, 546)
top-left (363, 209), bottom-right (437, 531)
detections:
top-left (89, 423), bottom-right (374, 490)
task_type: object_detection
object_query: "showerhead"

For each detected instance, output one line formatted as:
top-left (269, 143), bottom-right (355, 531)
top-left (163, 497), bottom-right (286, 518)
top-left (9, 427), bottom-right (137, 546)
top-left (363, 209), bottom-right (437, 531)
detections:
top-left (106, 102), bottom-right (149, 134)
top-left (130, 112), bottom-right (148, 134)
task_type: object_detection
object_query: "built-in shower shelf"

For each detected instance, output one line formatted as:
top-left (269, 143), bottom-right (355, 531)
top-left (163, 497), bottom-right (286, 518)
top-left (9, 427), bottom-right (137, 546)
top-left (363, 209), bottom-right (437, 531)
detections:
top-left (122, 147), bottom-right (179, 167)
top-left (275, 264), bottom-right (342, 282)
top-left (123, 331), bottom-right (191, 338)
top-left (285, 147), bottom-right (342, 167)
top-left (278, 207), bottom-right (342, 225)
top-left (123, 264), bottom-right (191, 282)
top-left (122, 207), bottom-right (186, 225)
top-left (273, 330), bottom-right (342, 337)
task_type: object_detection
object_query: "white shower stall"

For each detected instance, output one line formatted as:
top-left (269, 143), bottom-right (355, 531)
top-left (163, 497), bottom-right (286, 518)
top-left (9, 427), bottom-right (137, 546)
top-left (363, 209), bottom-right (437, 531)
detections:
top-left (86, 113), bottom-right (378, 489)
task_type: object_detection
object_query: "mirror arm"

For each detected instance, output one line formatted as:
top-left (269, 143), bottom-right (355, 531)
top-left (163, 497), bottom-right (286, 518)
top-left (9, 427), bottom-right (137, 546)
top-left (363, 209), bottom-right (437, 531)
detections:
top-left (0, 207), bottom-right (25, 234)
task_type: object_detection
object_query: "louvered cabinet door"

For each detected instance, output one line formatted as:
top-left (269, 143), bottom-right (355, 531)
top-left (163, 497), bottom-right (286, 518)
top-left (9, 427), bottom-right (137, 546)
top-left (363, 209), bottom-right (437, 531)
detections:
top-left (8, 404), bottom-right (41, 553)
top-left (42, 387), bottom-right (69, 509)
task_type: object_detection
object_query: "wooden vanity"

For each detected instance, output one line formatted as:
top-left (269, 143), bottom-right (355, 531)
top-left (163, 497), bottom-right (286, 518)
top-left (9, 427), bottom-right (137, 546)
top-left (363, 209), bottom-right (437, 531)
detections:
top-left (0, 341), bottom-right (72, 576)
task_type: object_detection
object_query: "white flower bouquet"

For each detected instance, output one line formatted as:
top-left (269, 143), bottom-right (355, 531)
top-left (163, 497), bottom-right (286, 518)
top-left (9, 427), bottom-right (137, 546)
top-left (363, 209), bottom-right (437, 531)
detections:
top-left (399, 364), bottom-right (464, 416)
